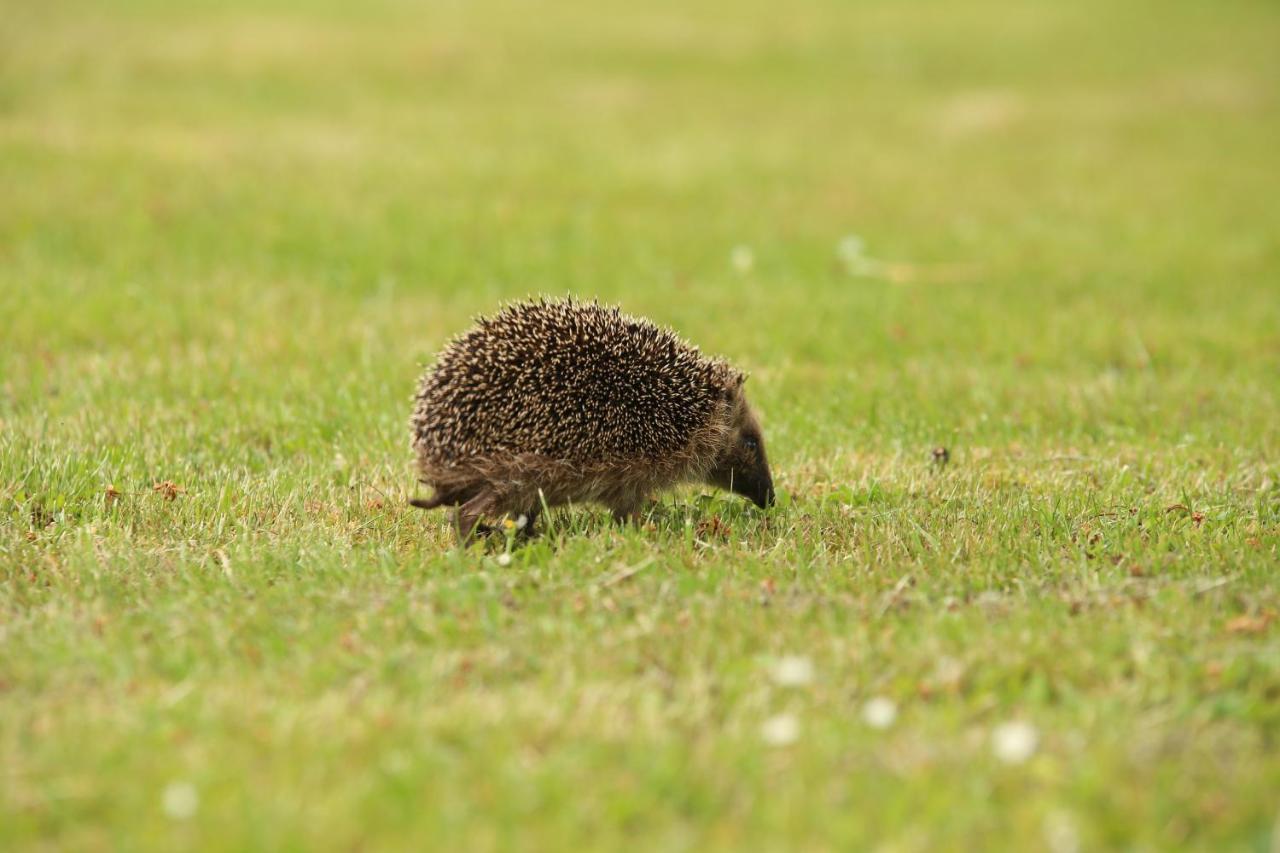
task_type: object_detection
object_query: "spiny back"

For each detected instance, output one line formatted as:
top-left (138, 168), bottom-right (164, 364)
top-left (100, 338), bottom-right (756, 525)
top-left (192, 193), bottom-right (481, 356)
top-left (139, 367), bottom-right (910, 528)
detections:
top-left (412, 299), bottom-right (738, 463)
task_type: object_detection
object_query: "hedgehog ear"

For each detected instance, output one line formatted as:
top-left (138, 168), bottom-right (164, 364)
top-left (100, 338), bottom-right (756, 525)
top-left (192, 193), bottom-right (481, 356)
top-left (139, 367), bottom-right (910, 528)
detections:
top-left (719, 373), bottom-right (746, 402)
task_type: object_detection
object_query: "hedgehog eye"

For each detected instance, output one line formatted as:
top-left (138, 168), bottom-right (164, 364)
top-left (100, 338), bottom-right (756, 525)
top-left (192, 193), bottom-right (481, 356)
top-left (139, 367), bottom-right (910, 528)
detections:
top-left (742, 435), bottom-right (759, 452)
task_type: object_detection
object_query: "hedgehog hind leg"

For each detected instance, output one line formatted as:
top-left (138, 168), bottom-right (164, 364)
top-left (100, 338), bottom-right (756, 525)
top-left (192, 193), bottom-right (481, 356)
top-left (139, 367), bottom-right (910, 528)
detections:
top-left (409, 481), bottom-right (473, 511)
top-left (455, 491), bottom-right (498, 544)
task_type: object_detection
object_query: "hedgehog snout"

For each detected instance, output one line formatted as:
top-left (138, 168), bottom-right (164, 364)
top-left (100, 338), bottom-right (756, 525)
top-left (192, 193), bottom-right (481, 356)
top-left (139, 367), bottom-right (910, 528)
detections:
top-left (759, 477), bottom-right (777, 509)
top-left (706, 435), bottom-right (775, 510)
top-left (747, 471), bottom-right (776, 510)
top-left (729, 466), bottom-right (773, 510)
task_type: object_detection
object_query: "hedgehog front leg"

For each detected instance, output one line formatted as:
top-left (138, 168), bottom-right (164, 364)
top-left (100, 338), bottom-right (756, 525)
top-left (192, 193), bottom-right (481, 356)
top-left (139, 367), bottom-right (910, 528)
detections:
top-left (608, 496), bottom-right (647, 527)
top-left (517, 503), bottom-right (542, 538)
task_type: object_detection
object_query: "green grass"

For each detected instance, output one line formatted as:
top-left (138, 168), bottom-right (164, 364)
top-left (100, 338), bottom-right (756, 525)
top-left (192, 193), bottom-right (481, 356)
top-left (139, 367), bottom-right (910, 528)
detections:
top-left (3, 0), bottom-right (1279, 848)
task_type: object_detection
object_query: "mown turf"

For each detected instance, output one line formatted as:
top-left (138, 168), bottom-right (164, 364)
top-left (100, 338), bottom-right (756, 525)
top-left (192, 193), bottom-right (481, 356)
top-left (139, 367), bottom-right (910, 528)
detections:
top-left (2, 0), bottom-right (1279, 849)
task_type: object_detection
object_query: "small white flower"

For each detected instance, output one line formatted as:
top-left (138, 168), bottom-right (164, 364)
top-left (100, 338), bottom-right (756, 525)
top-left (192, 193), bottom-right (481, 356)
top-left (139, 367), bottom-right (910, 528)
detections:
top-left (514, 514), bottom-right (528, 531)
top-left (862, 696), bottom-right (898, 729)
top-left (992, 720), bottom-right (1039, 764)
top-left (761, 713), bottom-right (800, 746)
top-left (837, 234), bottom-right (880, 275)
top-left (730, 244), bottom-right (755, 274)
top-left (770, 655), bottom-right (815, 687)
top-left (162, 782), bottom-right (198, 820)
top-left (837, 234), bottom-right (866, 264)
top-left (496, 552), bottom-right (512, 567)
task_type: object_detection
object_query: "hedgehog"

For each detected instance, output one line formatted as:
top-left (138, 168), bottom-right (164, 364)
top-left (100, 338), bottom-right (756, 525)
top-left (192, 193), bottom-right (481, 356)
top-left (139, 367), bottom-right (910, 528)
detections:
top-left (409, 298), bottom-right (775, 541)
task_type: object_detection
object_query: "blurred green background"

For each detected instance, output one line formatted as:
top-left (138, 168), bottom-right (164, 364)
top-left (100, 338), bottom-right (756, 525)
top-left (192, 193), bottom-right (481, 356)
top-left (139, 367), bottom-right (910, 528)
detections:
top-left (2, 0), bottom-right (1278, 849)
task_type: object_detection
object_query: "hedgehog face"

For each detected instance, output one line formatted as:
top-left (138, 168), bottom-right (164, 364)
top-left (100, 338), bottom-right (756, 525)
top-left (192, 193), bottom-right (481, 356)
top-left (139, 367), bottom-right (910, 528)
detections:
top-left (706, 393), bottom-right (775, 510)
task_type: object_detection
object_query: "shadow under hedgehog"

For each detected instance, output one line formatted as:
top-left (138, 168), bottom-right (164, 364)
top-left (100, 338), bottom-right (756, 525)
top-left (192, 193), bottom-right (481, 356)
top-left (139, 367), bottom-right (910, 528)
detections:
top-left (409, 297), bottom-right (775, 542)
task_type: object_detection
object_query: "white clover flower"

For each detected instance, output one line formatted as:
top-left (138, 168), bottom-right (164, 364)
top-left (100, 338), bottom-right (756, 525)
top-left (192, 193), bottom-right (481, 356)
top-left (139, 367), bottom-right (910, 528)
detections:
top-left (770, 655), bottom-right (815, 688)
top-left (730, 245), bottom-right (755, 274)
top-left (992, 720), bottom-right (1039, 764)
top-left (761, 713), bottom-right (800, 746)
top-left (162, 782), bottom-right (198, 820)
top-left (862, 696), bottom-right (898, 729)
top-left (496, 552), bottom-right (512, 567)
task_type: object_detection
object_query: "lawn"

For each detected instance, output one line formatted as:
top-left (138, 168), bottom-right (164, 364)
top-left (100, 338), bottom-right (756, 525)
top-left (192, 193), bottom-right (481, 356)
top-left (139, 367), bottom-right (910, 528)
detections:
top-left (2, 0), bottom-right (1279, 848)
